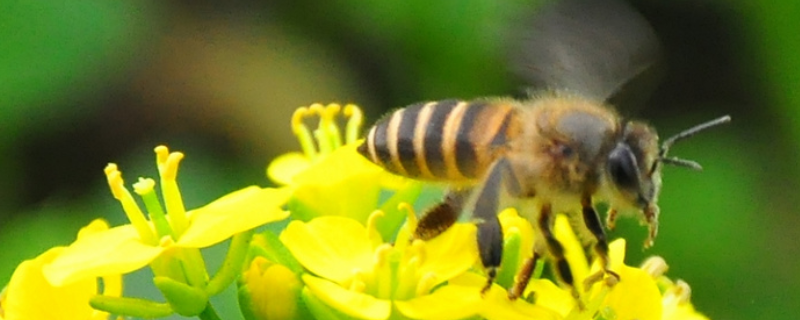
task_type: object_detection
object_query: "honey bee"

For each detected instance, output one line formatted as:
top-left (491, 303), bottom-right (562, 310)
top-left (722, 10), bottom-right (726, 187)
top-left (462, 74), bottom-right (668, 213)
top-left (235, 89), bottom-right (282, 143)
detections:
top-left (357, 0), bottom-right (730, 300)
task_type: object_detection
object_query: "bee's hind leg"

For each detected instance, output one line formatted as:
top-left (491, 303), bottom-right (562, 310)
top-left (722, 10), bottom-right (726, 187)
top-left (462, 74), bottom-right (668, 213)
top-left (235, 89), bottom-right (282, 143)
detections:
top-left (413, 188), bottom-right (471, 241)
top-left (470, 158), bottom-right (522, 295)
top-left (581, 195), bottom-right (620, 289)
top-left (538, 203), bottom-right (580, 299)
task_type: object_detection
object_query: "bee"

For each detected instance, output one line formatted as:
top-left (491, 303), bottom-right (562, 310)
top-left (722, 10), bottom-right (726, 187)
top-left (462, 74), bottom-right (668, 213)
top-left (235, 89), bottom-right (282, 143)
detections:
top-left (357, 0), bottom-right (730, 300)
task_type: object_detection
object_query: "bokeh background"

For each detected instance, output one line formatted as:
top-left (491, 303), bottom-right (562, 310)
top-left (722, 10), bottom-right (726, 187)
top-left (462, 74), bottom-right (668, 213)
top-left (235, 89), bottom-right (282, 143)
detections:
top-left (1, 0), bottom-right (798, 319)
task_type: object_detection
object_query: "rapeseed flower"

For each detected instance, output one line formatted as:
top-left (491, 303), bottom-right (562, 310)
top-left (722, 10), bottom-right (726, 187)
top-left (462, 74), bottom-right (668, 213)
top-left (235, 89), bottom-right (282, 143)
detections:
top-left (0, 220), bottom-right (121, 320)
top-left (280, 206), bottom-right (482, 320)
top-left (478, 209), bottom-right (708, 320)
top-left (42, 146), bottom-right (289, 318)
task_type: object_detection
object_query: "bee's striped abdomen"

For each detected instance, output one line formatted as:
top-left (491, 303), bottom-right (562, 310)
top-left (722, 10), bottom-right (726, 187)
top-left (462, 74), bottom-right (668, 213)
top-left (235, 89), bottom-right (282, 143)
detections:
top-left (359, 100), bottom-right (519, 182)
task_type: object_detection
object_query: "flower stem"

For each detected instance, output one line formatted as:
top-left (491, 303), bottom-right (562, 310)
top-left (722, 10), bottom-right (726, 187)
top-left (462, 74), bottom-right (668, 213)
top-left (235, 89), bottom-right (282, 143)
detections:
top-left (206, 229), bottom-right (256, 295)
top-left (198, 303), bottom-right (222, 320)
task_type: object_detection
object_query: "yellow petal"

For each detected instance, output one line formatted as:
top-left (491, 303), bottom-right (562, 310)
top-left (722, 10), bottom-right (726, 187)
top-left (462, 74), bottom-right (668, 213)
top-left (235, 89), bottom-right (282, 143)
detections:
top-left (554, 215), bottom-right (589, 292)
top-left (280, 217), bottom-right (374, 283)
top-left (602, 265), bottom-right (662, 320)
top-left (607, 239), bottom-right (626, 272)
top-left (179, 186), bottom-right (290, 248)
top-left (480, 281), bottom-right (562, 320)
top-left (416, 223), bottom-right (478, 282)
top-left (267, 152), bottom-right (312, 185)
top-left (44, 224), bottom-right (164, 286)
top-left (302, 274), bottom-right (390, 320)
top-left (498, 208), bottom-right (536, 266)
top-left (394, 284), bottom-right (482, 320)
top-left (4, 248), bottom-right (108, 320)
top-left (291, 145), bottom-right (385, 222)
top-left (241, 258), bottom-right (302, 320)
top-left (528, 279), bottom-right (576, 317)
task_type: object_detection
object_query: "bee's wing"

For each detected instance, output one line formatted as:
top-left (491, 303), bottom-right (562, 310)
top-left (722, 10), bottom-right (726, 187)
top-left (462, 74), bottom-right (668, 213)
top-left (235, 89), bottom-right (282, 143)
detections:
top-left (510, 0), bottom-right (662, 103)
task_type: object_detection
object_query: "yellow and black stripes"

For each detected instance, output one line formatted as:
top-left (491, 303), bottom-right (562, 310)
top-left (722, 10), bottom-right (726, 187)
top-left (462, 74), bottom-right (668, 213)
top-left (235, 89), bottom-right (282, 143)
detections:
top-left (359, 100), bottom-right (519, 182)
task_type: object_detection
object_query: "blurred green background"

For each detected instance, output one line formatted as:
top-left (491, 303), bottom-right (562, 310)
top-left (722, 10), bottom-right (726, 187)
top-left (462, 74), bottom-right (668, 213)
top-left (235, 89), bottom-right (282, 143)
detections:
top-left (1, 0), bottom-right (798, 319)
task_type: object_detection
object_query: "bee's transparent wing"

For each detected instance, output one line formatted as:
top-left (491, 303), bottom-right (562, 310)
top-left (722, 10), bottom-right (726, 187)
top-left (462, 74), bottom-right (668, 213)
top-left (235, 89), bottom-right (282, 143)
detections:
top-left (510, 0), bottom-right (661, 103)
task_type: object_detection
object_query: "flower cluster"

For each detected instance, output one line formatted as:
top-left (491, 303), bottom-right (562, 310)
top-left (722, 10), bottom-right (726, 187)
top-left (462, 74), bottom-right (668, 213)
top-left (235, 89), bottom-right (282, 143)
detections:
top-left (1, 103), bottom-right (709, 320)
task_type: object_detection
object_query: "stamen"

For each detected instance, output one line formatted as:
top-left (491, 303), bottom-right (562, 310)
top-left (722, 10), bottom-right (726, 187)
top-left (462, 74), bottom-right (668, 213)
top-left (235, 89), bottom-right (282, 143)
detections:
top-left (348, 272), bottom-right (367, 293)
top-left (408, 240), bottom-right (426, 265)
top-left (640, 256), bottom-right (669, 279)
top-left (321, 104), bottom-right (343, 149)
top-left (291, 107), bottom-right (318, 159)
top-left (366, 210), bottom-right (385, 246)
top-left (103, 164), bottom-right (158, 245)
top-left (154, 146), bottom-right (189, 236)
top-left (310, 104), bottom-right (334, 155)
top-left (399, 203), bottom-right (418, 234)
top-left (373, 244), bottom-right (394, 299)
top-left (343, 104), bottom-right (363, 144)
top-left (664, 280), bottom-right (693, 304)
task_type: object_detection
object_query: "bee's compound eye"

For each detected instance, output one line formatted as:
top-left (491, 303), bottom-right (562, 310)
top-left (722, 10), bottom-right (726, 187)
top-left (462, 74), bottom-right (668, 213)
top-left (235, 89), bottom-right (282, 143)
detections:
top-left (608, 143), bottom-right (640, 190)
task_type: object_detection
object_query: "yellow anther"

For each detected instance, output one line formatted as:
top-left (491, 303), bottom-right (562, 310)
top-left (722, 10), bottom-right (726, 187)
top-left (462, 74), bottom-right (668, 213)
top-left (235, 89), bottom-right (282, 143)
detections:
top-left (399, 202), bottom-right (418, 232)
top-left (155, 146), bottom-right (170, 172)
top-left (323, 103), bottom-right (342, 119)
top-left (308, 103), bottom-right (325, 116)
top-left (408, 239), bottom-right (426, 264)
top-left (104, 163), bottom-right (118, 176)
top-left (133, 178), bottom-right (156, 196)
top-left (291, 107), bottom-right (310, 135)
top-left (104, 166), bottom-right (126, 200)
top-left (669, 280), bottom-right (693, 304)
top-left (348, 270), bottom-right (368, 293)
top-left (154, 146), bottom-right (188, 236)
top-left (102, 163), bottom-right (157, 245)
top-left (366, 210), bottom-right (385, 245)
top-left (343, 104), bottom-right (363, 144)
top-left (291, 107), bottom-right (318, 159)
top-left (373, 244), bottom-right (394, 268)
top-left (640, 256), bottom-right (669, 279)
top-left (322, 104), bottom-right (343, 148)
top-left (159, 152), bottom-right (184, 182)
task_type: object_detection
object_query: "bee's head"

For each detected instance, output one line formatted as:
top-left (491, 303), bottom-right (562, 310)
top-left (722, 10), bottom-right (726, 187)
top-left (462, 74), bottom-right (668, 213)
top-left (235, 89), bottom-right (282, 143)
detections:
top-left (607, 121), bottom-right (661, 212)
top-left (605, 115), bottom-right (730, 246)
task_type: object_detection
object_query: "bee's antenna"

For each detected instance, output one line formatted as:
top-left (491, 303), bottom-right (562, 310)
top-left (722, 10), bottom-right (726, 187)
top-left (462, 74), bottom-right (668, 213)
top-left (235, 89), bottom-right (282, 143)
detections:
top-left (650, 115), bottom-right (731, 174)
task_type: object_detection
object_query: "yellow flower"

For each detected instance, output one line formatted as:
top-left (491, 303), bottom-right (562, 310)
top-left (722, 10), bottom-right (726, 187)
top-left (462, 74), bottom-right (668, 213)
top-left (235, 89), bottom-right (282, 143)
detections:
top-left (239, 257), bottom-right (303, 320)
top-left (280, 207), bottom-right (482, 320)
top-left (271, 104), bottom-right (422, 239)
top-left (1, 220), bottom-right (122, 320)
top-left (642, 257), bottom-right (710, 320)
top-left (43, 145), bottom-right (290, 287)
top-left (267, 103), bottom-right (365, 186)
top-left (479, 209), bottom-right (708, 320)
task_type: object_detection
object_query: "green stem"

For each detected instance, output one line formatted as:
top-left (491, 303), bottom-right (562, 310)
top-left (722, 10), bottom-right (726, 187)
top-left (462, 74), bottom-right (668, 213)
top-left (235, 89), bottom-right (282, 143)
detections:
top-left (206, 229), bottom-right (255, 295)
top-left (198, 303), bottom-right (222, 320)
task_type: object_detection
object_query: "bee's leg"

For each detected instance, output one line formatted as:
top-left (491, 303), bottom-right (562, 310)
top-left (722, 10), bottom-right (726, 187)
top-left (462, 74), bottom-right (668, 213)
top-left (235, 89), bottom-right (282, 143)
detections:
top-left (413, 188), bottom-right (470, 241)
top-left (472, 158), bottom-right (521, 295)
top-left (508, 251), bottom-right (540, 300)
top-left (582, 195), bottom-right (620, 289)
top-left (539, 203), bottom-right (579, 299)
